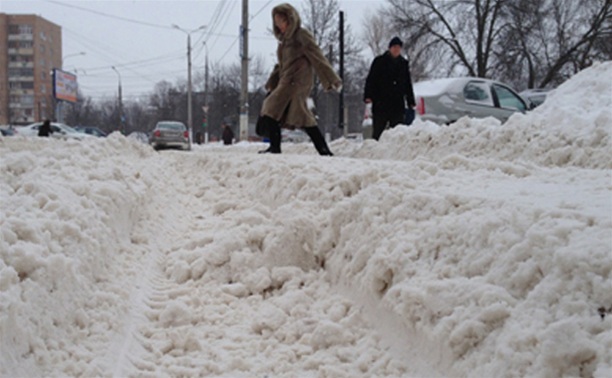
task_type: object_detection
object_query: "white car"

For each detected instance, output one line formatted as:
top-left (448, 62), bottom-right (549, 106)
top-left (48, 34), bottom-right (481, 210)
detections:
top-left (17, 122), bottom-right (93, 140)
top-left (414, 77), bottom-right (531, 125)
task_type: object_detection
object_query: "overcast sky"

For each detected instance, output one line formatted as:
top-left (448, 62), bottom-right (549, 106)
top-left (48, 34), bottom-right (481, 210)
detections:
top-left (1, 0), bottom-right (378, 101)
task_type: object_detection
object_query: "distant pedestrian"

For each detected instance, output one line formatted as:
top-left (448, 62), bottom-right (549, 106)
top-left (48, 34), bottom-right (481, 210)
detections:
top-left (256, 3), bottom-right (342, 155)
top-left (364, 36), bottom-right (416, 141)
top-left (222, 123), bottom-right (234, 145)
top-left (38, 119), bottom-right (53, 137)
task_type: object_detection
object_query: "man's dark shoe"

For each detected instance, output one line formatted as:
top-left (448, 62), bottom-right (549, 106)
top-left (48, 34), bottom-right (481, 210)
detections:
top-left (258, 147), bottom-right (281, 154)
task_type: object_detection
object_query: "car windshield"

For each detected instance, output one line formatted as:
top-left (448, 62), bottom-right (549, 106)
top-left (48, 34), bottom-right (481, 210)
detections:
top-left (61, 124), bottom-right (80, 133)
top-left (158, 123), bottom-right (184, 131)
top-left (493, 85), bottom-right (526, 111)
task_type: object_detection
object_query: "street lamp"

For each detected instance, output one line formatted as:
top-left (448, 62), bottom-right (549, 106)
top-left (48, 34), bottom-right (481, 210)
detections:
top-left (62, 51), bottom-right (86, 67)
top-left (172, 24), bottom-right (206, 141)
top-left (111, 66), bottom-right (123, 134)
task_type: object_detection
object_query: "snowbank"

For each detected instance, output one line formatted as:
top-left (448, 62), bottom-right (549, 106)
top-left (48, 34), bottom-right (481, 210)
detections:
top-left (339, 61), bottom-right (612, 170)
top-left (0, 62), bottom-right (610, 377)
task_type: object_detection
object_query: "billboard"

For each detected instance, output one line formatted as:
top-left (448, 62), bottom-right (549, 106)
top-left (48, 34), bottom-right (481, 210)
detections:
top-left (53, 69), bottom-right (78, 103)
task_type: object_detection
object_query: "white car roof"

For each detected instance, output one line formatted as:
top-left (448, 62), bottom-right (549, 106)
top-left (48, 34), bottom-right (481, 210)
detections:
top-left (414, 77), bottom-right (495, 96)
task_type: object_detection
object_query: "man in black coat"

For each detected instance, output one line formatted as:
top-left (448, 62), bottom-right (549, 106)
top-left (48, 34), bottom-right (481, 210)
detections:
top-left (364, 37), bottom-right (416, 141)
top-left (38, 119), bottom-right (53, 137)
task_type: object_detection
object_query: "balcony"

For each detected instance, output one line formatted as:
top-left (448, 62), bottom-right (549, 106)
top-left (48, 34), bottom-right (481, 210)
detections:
top-left (8, 62), bottom-right (34, 69)
top-left (8, 76), bottom-right (34, 82)
top-left (7, 34), bottom-right (34, 41)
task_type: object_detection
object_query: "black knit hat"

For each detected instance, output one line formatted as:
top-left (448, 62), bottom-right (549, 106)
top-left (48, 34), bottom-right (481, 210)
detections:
top-left (389, 36), bottom-right (403, 48)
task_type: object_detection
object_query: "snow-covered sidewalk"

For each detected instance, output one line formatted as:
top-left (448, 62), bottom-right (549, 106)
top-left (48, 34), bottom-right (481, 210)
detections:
top-left (1, 62), bottom-right (611, 377)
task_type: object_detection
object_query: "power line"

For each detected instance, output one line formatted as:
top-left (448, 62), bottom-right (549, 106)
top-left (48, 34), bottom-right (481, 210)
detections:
top-left (45, 0), bottom-right (174, 30)
top-left (250, 0), bottom-right (275, 21)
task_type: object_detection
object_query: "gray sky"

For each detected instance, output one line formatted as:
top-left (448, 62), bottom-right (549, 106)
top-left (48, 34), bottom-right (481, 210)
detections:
top-left (1, 0), bottom-right (379, 101)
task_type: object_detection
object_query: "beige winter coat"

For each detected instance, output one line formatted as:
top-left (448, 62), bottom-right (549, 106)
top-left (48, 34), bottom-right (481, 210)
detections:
top-left (261, 3), bottom-right (342, 128)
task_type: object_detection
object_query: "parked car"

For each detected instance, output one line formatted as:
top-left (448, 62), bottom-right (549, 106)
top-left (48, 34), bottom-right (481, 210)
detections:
top-left (17, 122), bottom-right (93, 140)
top-left (149, 121), bottom-right (191, 151)
top-left (127, 131), bottom-right (149, 144)
top-left (0, 125), bottom-right (17, 137)
top-left (414, 77), bottom-right (531, 125)
top-left (74, 126), bottom-right (107, 137)
top-left (519, 88), bottom-right (551, 108)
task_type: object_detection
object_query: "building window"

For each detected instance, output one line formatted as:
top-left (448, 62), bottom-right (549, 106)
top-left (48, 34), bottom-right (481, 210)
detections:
top-left (8, 68), bottom-right (34, 77)
top-left (19, 41), bottom-right (33, 49)
top-left (19, 25), bottom-right (33, 35)
top-left (22, 82), bottom-right (34, 89)
top-left (22, 95), bottom-right (35, 106)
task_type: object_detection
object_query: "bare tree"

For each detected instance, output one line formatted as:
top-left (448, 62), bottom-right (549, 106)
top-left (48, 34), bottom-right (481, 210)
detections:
top-left (386, 0), bottom-right (508, 79)
top-left (362, 11), bottom-right (391, 58)
top-left (64, 94), bottom-right (103, 129)
top-left (494, 0), bottom-right (611, 89)
top-left (301, 0), bottom-right (364, 136)
top-left (149, 80), bottom-right (181, 122)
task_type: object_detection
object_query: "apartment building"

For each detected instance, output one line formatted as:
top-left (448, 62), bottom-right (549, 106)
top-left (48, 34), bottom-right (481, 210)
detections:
top-left (0, 14), bottom-right (61, 125)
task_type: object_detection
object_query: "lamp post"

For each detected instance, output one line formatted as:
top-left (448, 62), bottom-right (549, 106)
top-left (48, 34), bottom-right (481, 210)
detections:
top-left (203, 41), bottom-right (209, 144)
top-left (172, 24), bottom-right (206, 141)
top-left (111, 66), bottom-right (123, 134)
top-left (62, 51), bottom-right (86, 68)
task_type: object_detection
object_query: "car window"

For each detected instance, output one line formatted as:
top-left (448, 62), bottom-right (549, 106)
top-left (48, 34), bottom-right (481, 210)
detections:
top-left (463, 82), bottom-right (493, 106)
top-left (52, 126), bottom-right (62, 132)
top-left (158, 123), bottom-right (185, 131)
top-left (493, 84), bottom-right (526, 111)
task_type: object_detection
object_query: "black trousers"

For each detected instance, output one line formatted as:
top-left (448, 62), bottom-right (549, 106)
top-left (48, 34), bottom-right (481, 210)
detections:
top-left (372, 110), bottom-right (405, 141)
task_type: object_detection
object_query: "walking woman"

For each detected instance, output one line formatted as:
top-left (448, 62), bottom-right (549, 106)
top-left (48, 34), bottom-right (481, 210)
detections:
top-left (257, 3), bottom-right (342, 155)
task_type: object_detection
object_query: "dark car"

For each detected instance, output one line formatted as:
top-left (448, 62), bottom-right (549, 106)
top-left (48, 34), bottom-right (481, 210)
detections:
top-left (149, 121), bottom-right (191, 151)
top-left (0, 126), bottom-right (16, 136)
top-left (74, 126), bottom-right (108, 137)
top-left (519, 88), bottom-right (552, 108)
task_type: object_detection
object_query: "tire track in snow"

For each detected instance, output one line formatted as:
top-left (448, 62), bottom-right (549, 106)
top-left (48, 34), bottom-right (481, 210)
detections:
top-left (105, 151), bottom-right (415, 377)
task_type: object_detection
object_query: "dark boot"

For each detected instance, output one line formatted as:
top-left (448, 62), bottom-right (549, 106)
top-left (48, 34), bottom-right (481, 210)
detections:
top-left (304, 126), bottom-right (333, 156)
top-left (258, 116), bottom-right (281, 154)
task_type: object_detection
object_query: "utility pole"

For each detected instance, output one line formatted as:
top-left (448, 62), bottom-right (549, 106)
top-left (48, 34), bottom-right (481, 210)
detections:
top-left (338, 11), bottom-right (345, 136)
top-left (112, 66), bottom-right (122, 133)
top-left (240, 0), bottom-right (249, 141)
top-left (173, 24), bottom-right (206, 141)
top-left (204, 42), bottom-right (209, 144)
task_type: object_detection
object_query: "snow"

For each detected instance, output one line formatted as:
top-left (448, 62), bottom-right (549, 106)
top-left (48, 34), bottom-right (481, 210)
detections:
top-left (413, 78), bottom-right (463, 97)
top-left (1, 62), bottom-right (611, 377)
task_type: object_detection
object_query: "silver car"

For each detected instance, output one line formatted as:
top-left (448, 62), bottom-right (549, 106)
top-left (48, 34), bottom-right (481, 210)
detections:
top-left (414, 77), bottom-right (531, 125)
top-left (149, 121), bottom-right (191, 151)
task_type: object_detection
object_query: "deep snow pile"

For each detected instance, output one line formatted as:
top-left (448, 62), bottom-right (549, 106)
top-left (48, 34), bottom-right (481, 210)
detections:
top-left (0, 62), bottom-right (611, 377)
top-left (338, 61), bottom-right (611, 169)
